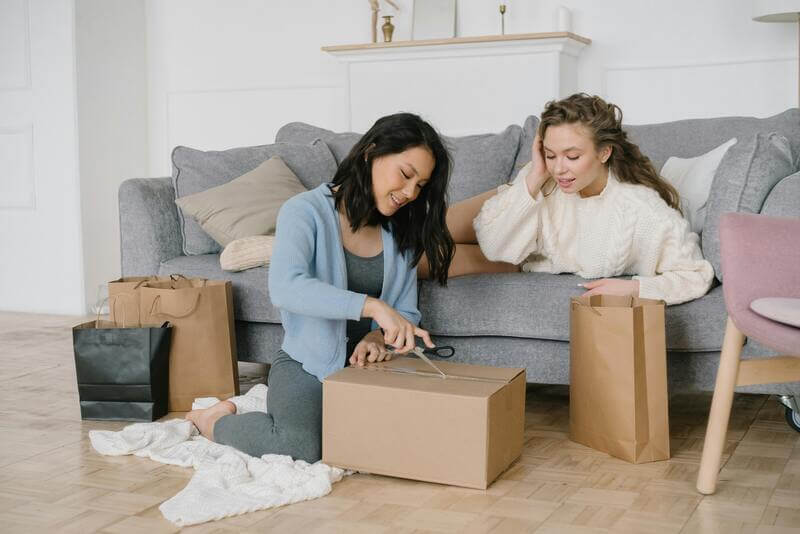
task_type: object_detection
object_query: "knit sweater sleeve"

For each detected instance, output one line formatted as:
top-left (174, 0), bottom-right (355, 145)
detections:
top-left (632, 201), bottom-right (715, 305)
top-left (473, 163), bottom-right (547, 265)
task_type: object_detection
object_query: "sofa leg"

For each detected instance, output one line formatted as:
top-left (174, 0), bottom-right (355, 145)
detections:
top-left (696, 317), bottom-right (745, 495)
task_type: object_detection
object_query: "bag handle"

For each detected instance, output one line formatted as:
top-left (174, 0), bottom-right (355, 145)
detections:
top-left (169, 273), bottom-right (208, 289)
top-left (132, 279), bottom-right (150, 290)
top-left (148, 293), bottom-right (202, 319)
top-left (102, 293), bottom-right (141, 328)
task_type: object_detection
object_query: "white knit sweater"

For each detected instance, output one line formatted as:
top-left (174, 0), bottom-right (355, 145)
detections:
top-left (473, 164), bottom-right (715, 305)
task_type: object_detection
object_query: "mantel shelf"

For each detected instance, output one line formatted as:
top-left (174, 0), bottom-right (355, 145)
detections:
top-left (323, 31), bottom-right (589, 134)
top-left (322, 32), bottom-right (591, 54)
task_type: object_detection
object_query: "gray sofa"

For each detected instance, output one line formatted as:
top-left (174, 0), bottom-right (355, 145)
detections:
top-left (119, 109), bottom-right (800, 396)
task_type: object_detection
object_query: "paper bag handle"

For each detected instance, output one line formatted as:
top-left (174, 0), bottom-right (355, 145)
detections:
top-left (102, 293), bottom-right (141, 328)
top-left (169, 273), bottom-right (208, 289)
top-left (148, 293), bottom-right (201, 319)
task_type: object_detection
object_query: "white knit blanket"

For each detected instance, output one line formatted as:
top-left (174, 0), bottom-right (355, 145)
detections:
top-left (88, 385), bottom-right (348, 526)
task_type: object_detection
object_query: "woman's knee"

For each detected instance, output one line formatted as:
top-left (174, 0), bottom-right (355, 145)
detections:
top-left (285, 426), bottom-right (321, 463)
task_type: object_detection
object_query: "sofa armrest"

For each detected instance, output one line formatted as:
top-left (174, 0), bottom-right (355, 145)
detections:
top-left (119, 177), bottom-right (183, 276)
top-left (761, 171), bottom-right (800, 218)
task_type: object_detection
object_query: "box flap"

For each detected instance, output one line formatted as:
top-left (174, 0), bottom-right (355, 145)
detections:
top-left (325, 356), bottom-right (524, 399)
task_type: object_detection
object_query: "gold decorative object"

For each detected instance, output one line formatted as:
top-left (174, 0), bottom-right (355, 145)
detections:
top-left (499, 4), bottom-right (506, 35)
top-left (382, 15), bottom-right (395, 42)
top-left (368, 0), bottom-right (400, 44)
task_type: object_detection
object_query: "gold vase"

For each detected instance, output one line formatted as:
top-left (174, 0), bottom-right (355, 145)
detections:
top-left (382, 15), bottom-right (395, 43)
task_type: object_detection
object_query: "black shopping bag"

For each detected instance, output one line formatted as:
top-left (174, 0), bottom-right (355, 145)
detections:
top-left (72, 319), bottom-right (172, 421)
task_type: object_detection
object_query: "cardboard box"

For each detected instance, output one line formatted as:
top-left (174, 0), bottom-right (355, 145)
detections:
top-left (322, 356), bottom-right (526, 489)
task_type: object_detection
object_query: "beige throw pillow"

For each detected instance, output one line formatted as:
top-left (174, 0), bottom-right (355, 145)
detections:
top-left (220, 235), bottom-right (275, 272)
top-left (175, 156), bottom-right (307, 247)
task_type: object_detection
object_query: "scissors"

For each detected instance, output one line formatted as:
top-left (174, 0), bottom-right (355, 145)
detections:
top-left (380, 330), bottom-right (455, 358)
top-left (386, 343), bottom-right (455, 358)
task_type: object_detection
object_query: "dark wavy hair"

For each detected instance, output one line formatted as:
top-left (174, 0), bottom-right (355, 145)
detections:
top-left (539, 93), bottom-right (682, 212)
top-left (330, 113), bottom-right (454, 285)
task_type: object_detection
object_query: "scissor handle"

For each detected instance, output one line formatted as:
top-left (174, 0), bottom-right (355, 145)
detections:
top-left (423, 345), bottom-right (455, 358)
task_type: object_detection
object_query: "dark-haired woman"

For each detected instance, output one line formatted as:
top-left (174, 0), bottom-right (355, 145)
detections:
top-left (185, 113), bottom-right (454, 462)
top-left (423, 94), bottom-right (713, 305)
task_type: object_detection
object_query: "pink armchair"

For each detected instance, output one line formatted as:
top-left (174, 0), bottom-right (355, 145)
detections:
top-left (696, 212), bottom-right (800, 495)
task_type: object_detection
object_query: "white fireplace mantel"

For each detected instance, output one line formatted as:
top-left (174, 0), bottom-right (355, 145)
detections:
top-left (323, 32), bottom-right (590, 135)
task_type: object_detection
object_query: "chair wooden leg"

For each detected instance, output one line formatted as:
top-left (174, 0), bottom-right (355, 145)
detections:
top-left (696, 317), bottom-right (745, 495)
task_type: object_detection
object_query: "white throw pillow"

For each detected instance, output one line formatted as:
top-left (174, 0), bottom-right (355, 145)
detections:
top-left (660, 138), bottom-right (737, 235)
top-left (220, 235), bottom-right (275, 272)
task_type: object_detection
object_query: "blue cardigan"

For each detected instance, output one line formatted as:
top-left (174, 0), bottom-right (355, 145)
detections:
top-left (267, 184), bottom-right (421, 381)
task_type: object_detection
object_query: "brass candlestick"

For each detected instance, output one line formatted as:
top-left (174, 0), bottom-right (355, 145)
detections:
top-left (499, 4), bottom-right (506, 35)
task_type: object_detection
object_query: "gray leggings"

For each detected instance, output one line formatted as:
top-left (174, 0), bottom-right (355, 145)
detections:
top-left (213, 351), bottom-right (322, 463)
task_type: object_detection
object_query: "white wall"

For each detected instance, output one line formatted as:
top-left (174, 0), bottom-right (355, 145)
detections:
top-left (75, 0), bottom-right (148, 314)
top-left (145, 0), bottom-right (797, 176)
top-left (0, 0), bottom-right (85, 315)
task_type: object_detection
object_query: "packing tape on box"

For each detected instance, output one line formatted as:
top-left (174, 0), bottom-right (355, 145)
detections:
top-left (369, 347), bottom-right (510, 384)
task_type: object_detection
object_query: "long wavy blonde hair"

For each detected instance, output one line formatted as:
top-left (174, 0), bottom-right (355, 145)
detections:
top-left (538, 93), bottom-right (681, 212)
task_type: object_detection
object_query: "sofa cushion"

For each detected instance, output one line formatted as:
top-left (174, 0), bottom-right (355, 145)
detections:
top-left (419, 272), bottom-right (727, 352)
top-left (220, 235), bottom-right (275, 272)
top-left (660, 138), bottom-right (737, 235)
top-left (175, 156), bottom-right (307, 248)
top-left (445, 126), bottom-right (522, 202)
top-left (702, 133), bottom-right (795, 281)
top-left (275, 122), bottom-right (523, 203)
top-left (512, 115), bottom-right (540, 176)
top-left (158, 254), bottom-right (281, 324)
top-left (275, 122), bottom-right (360, 164)
top-left (624, 108), bottom-right (800, 173)
top-left (761, 171), bottom-right (800, 218)
top-left (172, 140), bottom-right (337, 256)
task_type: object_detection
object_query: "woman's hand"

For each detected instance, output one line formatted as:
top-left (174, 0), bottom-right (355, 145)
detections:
top-left (362, 297), bottom-right (434, 354)
top-left (349, 329), bottom-right (390, 367)
top-left (580, 279), bottom-right (640, 298)
top-left (525, 134), bottom-right (552, 197)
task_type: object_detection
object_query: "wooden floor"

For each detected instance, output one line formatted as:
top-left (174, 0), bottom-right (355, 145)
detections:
top-left (1, 311), bottom-right (799, 533)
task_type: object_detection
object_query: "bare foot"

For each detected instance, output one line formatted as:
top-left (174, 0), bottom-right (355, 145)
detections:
top-left (185, 400), bottom-right (236, 441)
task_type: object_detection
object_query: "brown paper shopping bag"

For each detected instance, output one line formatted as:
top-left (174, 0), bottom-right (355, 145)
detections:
top-left (134, 277), bottom-right (239, 411)
top-left (569, 295), bottom-right (670, 463)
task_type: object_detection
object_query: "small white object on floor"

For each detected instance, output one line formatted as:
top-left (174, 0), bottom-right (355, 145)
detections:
top-left (88, 383), bottom-right (349, 527)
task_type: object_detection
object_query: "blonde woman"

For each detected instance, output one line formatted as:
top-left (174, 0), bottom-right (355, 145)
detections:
top-left (420, 93), bottom-right (713, 305)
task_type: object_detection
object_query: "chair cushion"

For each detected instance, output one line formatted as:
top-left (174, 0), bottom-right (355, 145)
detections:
top-left (275, 121), bottom-right (523, 203)
top-left (172, 140), bottom-right (337, 256)
top-left (750, 298), bottom-right (800, 329)
top-left (419, 272), bottom-right (728, 352)
top-left (158, 255), bottom-right (281, 324)
top-left (721, 213), bottom-right (800, 354)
